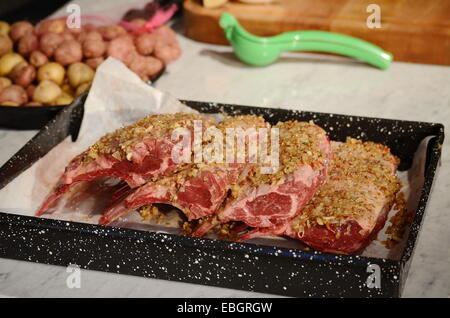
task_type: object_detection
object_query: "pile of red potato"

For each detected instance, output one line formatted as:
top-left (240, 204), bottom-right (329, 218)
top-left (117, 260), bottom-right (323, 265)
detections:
top-left (0, 19), bottom-right (181, 107)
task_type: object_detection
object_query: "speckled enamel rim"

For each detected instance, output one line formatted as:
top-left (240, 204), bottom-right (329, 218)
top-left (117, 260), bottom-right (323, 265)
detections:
top-left (0, 99), bottom-right (444, 297)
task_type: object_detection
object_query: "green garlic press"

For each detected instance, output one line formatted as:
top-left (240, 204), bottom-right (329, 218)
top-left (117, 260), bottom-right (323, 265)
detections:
top-left (219, 13), bottom-right (393, 70)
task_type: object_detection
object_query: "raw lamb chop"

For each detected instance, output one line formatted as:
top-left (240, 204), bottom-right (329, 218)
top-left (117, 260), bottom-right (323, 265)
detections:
top-left (284, 138), bottom-right (401, 254)
top-left (36, 113), bottom-right (213, 216)
top-left (99, 115), bottom-right (269, 225)
top-left (193, 120), bottom-right (332, 239)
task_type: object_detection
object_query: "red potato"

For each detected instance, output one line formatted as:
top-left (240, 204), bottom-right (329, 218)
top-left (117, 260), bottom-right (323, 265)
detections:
top-left (54, 40), bottom-right (82, 65)
top-left (77, 30), bottom-right (102, 43)
top-left (75, 31), bottom-right (87, 43)
top-left (107, 35), bottom-right (136, 65)
top-left (152, 27), bottom-right (181, 65)
top-left (12, 64), bottom-right (36, 87)
top-left (9, 61), bottom-right (27, 77)
top-left (29, 50), bottom-right (48, 67)
top-left (128, 54), bottom-right (163, 82)
top-left (35, 19), bottom-right (65, 35)
top-left (60, 31), bottom-right (75, 41)
top-left (98, 25), bottom-right (127, 40)
top-left (26, 84), bottom-right (36, 99)
top-left (82, 39), bottom-right (106, 58)
top-left (85, 57), bottom-right (104, 70)
top-left (9, 21), bottom-right (34, 42)
top-left (135, 33), bottom-right (156, 56)
top-left (0, 84), bottom-right (28, 105)
top-left (67, 27), bottom-right (82, 36)
top-left (153, 40), bottom-right (181, 65)
top-left (0, 35), bottom-right (13, 56)
top-left (156, 25), bottom-right (177, 42)
top-left (40, 32), bottom-right (63, 57)
top-left (82, 24), bottom-right (96, 32)
top-left (66, 25), bottom-right (82, 35)
top-left (17, 34), bottom-right (39, 56)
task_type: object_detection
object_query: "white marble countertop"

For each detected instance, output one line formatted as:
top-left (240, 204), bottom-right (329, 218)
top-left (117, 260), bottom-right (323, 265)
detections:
top-left (0, 1), bottom-right (449, 298)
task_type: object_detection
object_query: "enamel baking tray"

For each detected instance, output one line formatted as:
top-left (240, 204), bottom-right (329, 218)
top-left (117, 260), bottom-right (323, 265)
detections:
top-left (0, 98), bottom-right (444, 297)
top-left (0, 68), bottom-right (165, 130)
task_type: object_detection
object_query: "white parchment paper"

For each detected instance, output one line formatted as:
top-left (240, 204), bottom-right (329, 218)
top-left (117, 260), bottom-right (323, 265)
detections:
top-left (0, 58), bottom-right (428, 260)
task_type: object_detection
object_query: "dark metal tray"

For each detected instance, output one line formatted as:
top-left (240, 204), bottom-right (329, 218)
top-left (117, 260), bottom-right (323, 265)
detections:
top-left (0, 98), bottom-right (444, 297)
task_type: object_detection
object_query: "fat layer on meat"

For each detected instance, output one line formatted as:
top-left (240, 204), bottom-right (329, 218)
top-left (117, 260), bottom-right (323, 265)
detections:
top-left (285, 138), bottom-right (402, 254)
top-left (99, 115), bottom-right (270, 225)
top-left (36, 113), bottom-right (213, 216)
top-left (193, 120), bottom-right (332, 238)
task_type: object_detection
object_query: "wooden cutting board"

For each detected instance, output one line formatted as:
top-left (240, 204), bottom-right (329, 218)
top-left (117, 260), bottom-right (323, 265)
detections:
top-left (183, 0), bottom-right (450, 66)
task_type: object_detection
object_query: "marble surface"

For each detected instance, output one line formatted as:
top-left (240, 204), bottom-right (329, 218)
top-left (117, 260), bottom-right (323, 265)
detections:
top-left (0, 1), bottom-right (449, 298)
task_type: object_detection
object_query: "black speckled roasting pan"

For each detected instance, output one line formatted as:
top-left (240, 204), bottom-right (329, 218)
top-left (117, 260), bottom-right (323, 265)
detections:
top-left (0, 98), bottom-right (444, 298)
